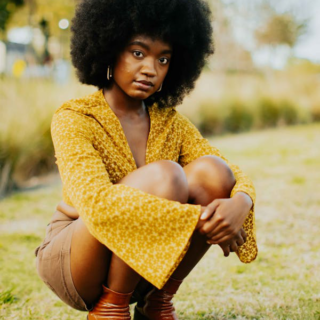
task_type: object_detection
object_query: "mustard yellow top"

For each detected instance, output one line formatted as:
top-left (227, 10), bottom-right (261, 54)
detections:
top-left (51, 89), bottom-right (257, 289)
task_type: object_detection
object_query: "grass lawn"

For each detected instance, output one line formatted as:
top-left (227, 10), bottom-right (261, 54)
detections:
top-left (0, 123), bottom-right (319, 320)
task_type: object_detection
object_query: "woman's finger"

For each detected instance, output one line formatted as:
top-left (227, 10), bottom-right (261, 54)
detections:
top-left (202, 212), bottom-right (232, 238)
top-left (235, 234), bottom-right (244, 246)
top-left (57, 201), bottom-right (79, 219)
top-left (209, 233), bottom-right (234, 245)
top-left (204, 222), bottom-right (228, 239)
top-left (235, 228), bottom-right (245, 247)
top-left (208, 226), bottom-right (238, 242)
top-left (200, 200), bottom-right (219, 220)
top-left (240, 228), bottom-right (247, 243)
top-left (230, 241), bottom-right (238, 252)
top-left (221, 245), bottom-right (230, 257)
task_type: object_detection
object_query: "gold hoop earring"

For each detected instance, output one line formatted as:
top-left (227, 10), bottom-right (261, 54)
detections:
top-left (107, 65), bottom-right (113, 80)
top-left (157, 83), bottom-right (162, 92)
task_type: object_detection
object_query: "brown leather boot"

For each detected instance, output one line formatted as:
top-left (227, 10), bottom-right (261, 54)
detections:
top-left (87, 285), bottom-right (133, 320)
top-left (134, 277), bottom-right (183, 320)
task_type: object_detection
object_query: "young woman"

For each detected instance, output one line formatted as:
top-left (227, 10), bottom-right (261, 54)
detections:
top-left (34, 0), bottom-right (258, 319)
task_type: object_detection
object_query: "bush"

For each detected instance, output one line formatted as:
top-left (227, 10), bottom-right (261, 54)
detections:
top-left (257, 98), bottom-right (281, 128)
top-left (224, 101), bottom-right (254, 133)
top-left (0, 77), bottom-right (94, 197)
top-left (0, 115), bottom-right (56, 197)
top-left (311, 105), bottom-right (320, 122)
top-left (198, 100), bottom-right (226, 135)
top-left (279, 100), bottom-right (299, 125)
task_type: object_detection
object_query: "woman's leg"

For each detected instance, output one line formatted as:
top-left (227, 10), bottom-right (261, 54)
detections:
top-left (171, 155), bottom-right (236, 280)
top-left (134, 155), bottom-right (236, 320)
top-left (70, 160), bottom-right (189, 306)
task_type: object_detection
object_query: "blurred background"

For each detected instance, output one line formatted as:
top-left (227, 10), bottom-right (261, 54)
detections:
top-left (0, 0), bottom-right (319, 196)
top-left (0, 1), bottom-right (319, 319)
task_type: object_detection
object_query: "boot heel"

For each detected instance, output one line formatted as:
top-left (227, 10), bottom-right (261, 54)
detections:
top-left (134, 306), bottom-right (149, 320)
top-left (87, 285), bottom-right (132, 320)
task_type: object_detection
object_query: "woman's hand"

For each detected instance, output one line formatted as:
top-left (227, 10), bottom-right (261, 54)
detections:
top-left (56, 201), bottom-right (80, 219)
top-left (198, 192), bottom-right (252, 244)
top-left (213, 228), bottom-right (247, 257)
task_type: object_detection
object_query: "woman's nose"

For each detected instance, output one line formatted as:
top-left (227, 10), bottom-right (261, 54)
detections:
top-left (141, 58), bottom-right (157, 77)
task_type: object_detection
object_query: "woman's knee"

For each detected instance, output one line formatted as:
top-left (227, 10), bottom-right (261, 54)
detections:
top-left (118, 160), bottom-right (189, 203)
top-left (184, 155), bottom-right (236, 202)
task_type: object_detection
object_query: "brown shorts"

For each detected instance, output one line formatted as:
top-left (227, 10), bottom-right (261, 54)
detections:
top-left (34, 210), bottom-right (153, 311)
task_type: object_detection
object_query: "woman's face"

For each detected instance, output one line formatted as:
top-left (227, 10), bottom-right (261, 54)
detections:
top-left (111, 35), bottom-right (172, 100)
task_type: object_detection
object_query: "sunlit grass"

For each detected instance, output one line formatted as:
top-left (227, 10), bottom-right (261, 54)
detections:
top-left (0, 123), bottom-right (319, 319)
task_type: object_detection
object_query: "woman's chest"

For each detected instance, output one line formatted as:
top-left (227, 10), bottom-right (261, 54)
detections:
top-left (120, 118), bottom-right (150, 169)
top-left (90, 116), bottom-right (182, 182)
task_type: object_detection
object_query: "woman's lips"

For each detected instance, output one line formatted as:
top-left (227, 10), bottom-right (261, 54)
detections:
top-left (134, 81), bottom-right (154, 91)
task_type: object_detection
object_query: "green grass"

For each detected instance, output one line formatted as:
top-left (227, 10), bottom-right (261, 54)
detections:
top-left (1, 123), bottom-right (320, 319)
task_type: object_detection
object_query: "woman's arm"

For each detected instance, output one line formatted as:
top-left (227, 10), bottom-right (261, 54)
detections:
top-left (177, 113), bottom-right (256, 207)
top-left (177, 112), bottom-right (258, 263)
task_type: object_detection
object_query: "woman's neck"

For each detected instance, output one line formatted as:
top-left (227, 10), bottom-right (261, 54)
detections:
top-left (103, 84), bottom-right (146, 119)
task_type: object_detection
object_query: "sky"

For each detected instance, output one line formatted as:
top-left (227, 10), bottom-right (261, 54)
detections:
top-left (294, 1), bottom-right (320, 63)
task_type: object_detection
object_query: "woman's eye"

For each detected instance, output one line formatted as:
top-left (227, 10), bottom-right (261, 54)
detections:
top-left (159, 57), bottom-right (169, 65)
top-left (133, 51), bottom-right (143, 58)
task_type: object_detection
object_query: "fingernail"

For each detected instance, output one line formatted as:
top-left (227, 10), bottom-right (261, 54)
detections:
top-left (200, 211), bottom-right (209, 220)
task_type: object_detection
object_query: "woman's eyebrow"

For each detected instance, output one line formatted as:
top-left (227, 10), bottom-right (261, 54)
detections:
top-left (128, 41), bottom-right (172, 54)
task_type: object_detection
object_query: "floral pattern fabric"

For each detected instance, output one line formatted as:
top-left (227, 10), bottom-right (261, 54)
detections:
top-left (51, 89), bottom-right (257, 289)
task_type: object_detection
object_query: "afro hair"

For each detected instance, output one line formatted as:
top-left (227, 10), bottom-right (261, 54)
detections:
top-left (70, 0), bottom-right (214, 108)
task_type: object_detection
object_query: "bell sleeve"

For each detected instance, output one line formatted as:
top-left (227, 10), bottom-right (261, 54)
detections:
top-left (177, 112), bottom-right (258, 263)
top-left (51, 109), bottom-right (202, 289)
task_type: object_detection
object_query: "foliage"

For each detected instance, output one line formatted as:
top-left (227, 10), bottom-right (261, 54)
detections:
top-left (180, 71), bottom-right (319, 136)
top-left (0, 77), bottom-right (94, 198)
top-left (198, 100), bottom-right (226, 136)
top-left (255, 13), bottom-right (307, 48)
top-left (287, 58), bottom-right (320, 75)
top-left (0, 0), bottom-right (24, 31)
top-left (0, 80), bottom-right (55, 197)
top-left (198, 99), bottom-right (255, 135)
top-left (311, 105), bottom-right (320, 122)
top-left (279, 100), bottom-right (299, 125)
top-left (217, 0), bottom-right (312, 68)
top-left (195, 95), bottom-right (311, 136)
top-left (0, 289), bottom-right (18, 305)
top-left (1, 70), bottom-right (319, 196)
top-left (224, 102), bottom-right (254, 133)
top-left (7, 0), bottom-right (75, 37)
top-left (257, 97), bottom-right (280, 127)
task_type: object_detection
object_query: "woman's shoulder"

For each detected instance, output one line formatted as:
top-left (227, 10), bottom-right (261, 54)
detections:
top-left (51, 90), bottom-right (105, 136)
top-left (55, 89), bottom-right (104, 116)
top-left (151, 103), bottom-right (189, 123)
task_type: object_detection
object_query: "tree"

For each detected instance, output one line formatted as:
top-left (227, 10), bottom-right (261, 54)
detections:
top-left (0, 0), bottom-right (24, 31)
top-left (218, 0), bottom-right (312, 68)
top-left (207, 0), bottom-right (255, 72)
top-left (6, 0), bottom-right (75, 37)
top-left (255, 13), bottom-right (307, 48)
